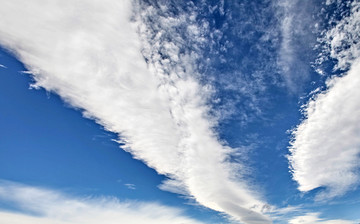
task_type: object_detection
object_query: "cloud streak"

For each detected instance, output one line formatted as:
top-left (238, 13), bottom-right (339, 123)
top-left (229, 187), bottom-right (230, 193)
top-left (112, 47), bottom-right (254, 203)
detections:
top-left (289, 59), bottom-right (360, 199)
top-left (275, 0), bottom-right (321, 91)
top-left (0, 181), bottom-right (204, 224)
top-left (0, 0), bottom-right (270, 223)
top-left (289, 213), bottom-right (355, 224)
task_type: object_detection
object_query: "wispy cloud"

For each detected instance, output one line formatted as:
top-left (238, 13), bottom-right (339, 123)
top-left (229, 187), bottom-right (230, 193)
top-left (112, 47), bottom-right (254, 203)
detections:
top-left (267, 205), bottom-right (304, 222)
top-left (0, 0), bottom-right (270, 223)
top-left (321, 1), bottom-right (360, 70)
top-left (275, 0), bottom-right (321, 91)
top-left (124, 183), bottom-right (136, 190)
top-left (0, 181), bottom-right (204, 224)
top-left (289, 213), bottom-right (355, 224)
top-left (289, 1), bottom-right (360, 200)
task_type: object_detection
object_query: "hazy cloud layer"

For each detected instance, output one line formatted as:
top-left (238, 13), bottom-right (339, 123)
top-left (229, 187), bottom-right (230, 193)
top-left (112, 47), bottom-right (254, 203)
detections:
top-left (289, 1), bottom-right (360, 199)
top-left (0, 0), bottom-right (270, 223)
top-left (275, 0), bottom-right (321, 91)
top-left (0, 181), bottom-right (204, 224)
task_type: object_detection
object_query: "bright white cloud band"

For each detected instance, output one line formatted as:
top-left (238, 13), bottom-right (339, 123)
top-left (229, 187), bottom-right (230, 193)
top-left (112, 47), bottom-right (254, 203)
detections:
top-left (0, 0), bottom-right (270, 223)
top-left (289, 1), bottom-right (360, 199)
top-left (0, 181), bottom-right (204, 224)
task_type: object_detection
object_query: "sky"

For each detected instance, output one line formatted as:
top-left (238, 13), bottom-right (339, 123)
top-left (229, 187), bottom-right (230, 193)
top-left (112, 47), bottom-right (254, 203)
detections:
top-left (0, 0), bottom-right (359, 223)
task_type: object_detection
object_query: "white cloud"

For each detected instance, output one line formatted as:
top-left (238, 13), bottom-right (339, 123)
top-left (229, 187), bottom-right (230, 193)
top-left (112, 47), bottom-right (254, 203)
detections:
top-left (0, 181), bottom-right (204, 224)
top-left (277, 0), bottom-right (296, 82)
top-left (268, 206), bottom-right (356, 224)
top-left (289, 1), bottom-right (360, 199)
top-left (275, 0), bottom-right (318, 91)
top-left (322, 1), bottom-right (360, 70)
top-left (267, 205), bottom-right (303, 221)
top-left (124, 183), bottom-right (136, 190)
top-left (289, 213), bottom-right (355, 224)
top-left (0, 0), bottom-right (270, 223)
top-left (289, 59), bottom-right (360, 198)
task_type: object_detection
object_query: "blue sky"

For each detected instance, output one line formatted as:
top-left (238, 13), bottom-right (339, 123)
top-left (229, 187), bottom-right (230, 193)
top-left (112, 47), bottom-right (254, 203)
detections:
top-left (0, 0), bottom-right (359, 223)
